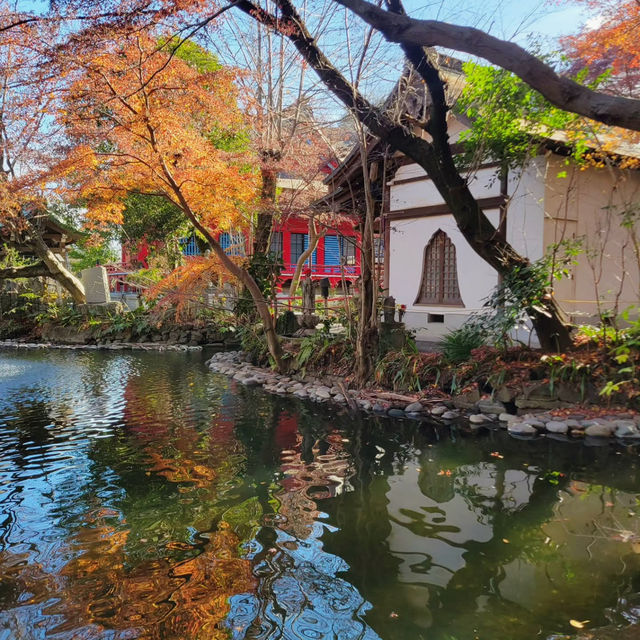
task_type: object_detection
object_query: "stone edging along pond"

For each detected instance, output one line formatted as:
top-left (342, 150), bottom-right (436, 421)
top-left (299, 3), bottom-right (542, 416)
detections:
top-left (207, 351), bottom-right (640, 444)
top-left (0, 339), bottom-right (203, 352)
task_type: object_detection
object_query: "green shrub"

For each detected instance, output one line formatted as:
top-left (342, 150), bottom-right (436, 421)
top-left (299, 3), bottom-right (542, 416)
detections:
top-left (276, 310), bottom-right (298, 336)
top-left (442, 325), bottom-right (487, 364)
top-left (238, 323), bottom-right (269, 364)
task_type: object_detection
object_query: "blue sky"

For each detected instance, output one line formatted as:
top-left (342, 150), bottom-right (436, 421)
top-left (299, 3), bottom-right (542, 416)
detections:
top-left (402, 0), bottom-right (587, 42)
top-left (19, 0), bottom-right (590, 41)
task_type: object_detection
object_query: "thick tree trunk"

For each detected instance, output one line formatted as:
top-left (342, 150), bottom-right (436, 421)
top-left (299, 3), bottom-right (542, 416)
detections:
top-left (254, 159), bottom-right (279, 255)
top-left (29, 233), bottom-right (86, 304)
top-left (393, 29), bottom-right (573, 351)
top-left (528, 296), bottom-right (573, 352)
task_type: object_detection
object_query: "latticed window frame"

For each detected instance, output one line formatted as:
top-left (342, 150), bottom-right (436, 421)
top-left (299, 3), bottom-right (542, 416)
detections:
top-left (414, 230), bottom-right (463, 306)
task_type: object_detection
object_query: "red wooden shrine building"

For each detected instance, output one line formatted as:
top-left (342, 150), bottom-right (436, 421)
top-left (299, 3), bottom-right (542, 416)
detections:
top-left (270, 216), bottom-right (360, 289)
top-left (112, 215), bottom-right (361, 294)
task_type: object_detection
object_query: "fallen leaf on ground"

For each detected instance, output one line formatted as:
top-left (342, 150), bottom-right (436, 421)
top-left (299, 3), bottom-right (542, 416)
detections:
top-left (569, 620), bottom-right (589, 629)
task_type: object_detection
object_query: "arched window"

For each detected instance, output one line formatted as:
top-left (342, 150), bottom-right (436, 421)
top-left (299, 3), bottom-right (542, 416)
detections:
top-left (415, 230), bottom-right (463, 305)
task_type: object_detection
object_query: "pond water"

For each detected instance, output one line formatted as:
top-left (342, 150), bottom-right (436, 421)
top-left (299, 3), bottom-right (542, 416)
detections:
top-left (1, 349), bottom-right (640, 640)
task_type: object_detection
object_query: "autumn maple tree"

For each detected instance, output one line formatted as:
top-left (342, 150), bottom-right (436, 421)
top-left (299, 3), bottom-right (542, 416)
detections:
top-left (561, 0), bottom-right (640, 98)
top-left (59, 30), bottom-right (286, 368)
top-left (0, 4), bottom-right (86, 302)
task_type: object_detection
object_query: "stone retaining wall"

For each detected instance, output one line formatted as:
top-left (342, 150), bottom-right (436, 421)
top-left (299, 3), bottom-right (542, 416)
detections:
top-left (207, 351), bottom-right (640, 444)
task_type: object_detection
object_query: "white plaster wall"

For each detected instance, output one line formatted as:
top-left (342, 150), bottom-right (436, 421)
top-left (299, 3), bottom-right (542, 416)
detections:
top-left (389, 164), bottom-right (502, 212)
top-left (388, 211), bottom-right (500, 340)
top-left (505, 157), bottom-right (546, 261)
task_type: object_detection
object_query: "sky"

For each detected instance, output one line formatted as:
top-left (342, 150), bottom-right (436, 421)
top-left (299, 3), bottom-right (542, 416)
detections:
top-left (402, 0), bottom-right (588, 42)
top-left (19, 0), bottom-right (591, 42)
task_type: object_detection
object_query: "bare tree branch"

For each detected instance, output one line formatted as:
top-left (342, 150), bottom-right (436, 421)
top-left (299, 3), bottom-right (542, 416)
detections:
top-left (335, 0), bottom-right (640, 132)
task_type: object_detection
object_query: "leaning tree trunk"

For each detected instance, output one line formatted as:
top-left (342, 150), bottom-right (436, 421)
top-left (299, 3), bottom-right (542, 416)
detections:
top-left (392, 36), bottom-right (573, 352)
top-left (30, 232), bottom-right (86, 304)
top-left (161, 169), bottom-right (287, 371)
top-left (210, 237), bottom-right (286, 370)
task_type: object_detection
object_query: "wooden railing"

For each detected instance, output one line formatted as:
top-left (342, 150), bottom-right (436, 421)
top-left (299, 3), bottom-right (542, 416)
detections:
top-left (280, 263), bottom-right (359, 277)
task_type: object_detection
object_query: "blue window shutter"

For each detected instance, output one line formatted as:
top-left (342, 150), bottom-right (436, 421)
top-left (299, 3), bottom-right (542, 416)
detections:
top-left (324, 235), bottom-right (340, 266)
top-left (302, 234), bottom-right (316, 265)
top-left (180, 235), bottom-right (201, 256)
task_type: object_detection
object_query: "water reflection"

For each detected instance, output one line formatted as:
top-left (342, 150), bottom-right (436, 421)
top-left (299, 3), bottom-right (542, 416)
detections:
top-left (0, 349), bottom-right (639, 639)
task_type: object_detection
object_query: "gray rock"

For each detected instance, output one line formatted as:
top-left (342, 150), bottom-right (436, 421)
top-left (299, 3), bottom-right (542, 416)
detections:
top-left (405, 401), bottom-right (424, 413)
top-left (358, 400), bottom-right (373, 411)
top-left (469, 414), bottom-right (487, 424)
top-left (477, 399), bottom-right (506, 415)
top-left (334, 393), bottom-right (346, 403)
top-left (406, 412), bottom-right (424, 420)
top-left (430, 405), bottom-right (448, 416)
top-left (441, 411), bottom-right (459, 421)
top-left (373, 403), bottom-right (387, 414)
top-left (316, 389), bottom-right (332, 400)
top-left (557, 382), bottom-right (586, 404)
top-left (498, 412), bottom-right (519, 423)
top-left (522, 418), bottom-right (546, 429)
top-left (546, 420), bottom-right (569, 434)
top-left (495, 386), bottom-right (517, 403)
top-left (508, 423), bottom-right (537, 435)
top-left (387, 408), bottom-right (406, 418)
top-left (452, 389), bottom-right (480, 410)
top-left (585, 424), bottom-right (614, 437)
top-left (615, 423), bottom-right (640, 438)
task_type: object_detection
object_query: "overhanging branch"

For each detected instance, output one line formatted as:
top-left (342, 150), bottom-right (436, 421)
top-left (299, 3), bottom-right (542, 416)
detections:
top-left (335, 0), bottom-right (640, 132)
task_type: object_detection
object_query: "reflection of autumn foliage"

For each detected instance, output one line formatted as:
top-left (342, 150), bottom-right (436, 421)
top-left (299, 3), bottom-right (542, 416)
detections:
top-left (275, 432), bottom-right (352, 540)
top-left (147, 451), bottom-right (218, 488)
top-left (1, 516), bottom-right (255, 640)
top-left (123, 369), bottom-right (241, 490)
